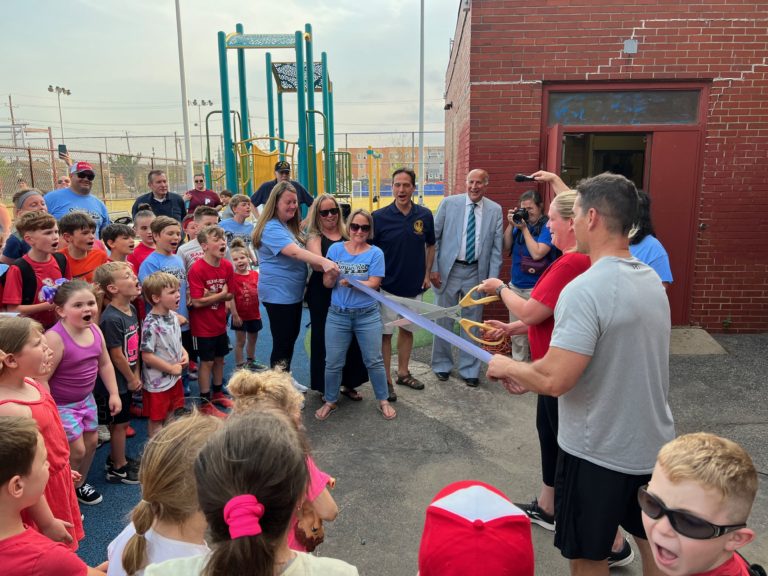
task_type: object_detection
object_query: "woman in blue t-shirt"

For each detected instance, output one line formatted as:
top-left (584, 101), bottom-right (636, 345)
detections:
top-left (314, 209), bottom-right (396, 422)
top-left (252, 182), bottom-right (337, 372)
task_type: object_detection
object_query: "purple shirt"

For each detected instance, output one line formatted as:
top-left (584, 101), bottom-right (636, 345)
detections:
top-left (47, 323), bottom-right (102, 404)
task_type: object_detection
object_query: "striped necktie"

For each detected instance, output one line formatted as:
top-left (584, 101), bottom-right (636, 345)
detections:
top-left (466, 203), bottom-right (476, 263)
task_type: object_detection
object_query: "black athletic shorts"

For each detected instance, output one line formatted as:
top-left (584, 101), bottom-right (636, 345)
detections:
top-left (96, 391), bottom-right (133, 426)
top-left (193, 333), bottom-right (231, 362)
top-left (231, 318), bottom-right (263, 333)
top-left (554, 449), bottom-right (650, 561)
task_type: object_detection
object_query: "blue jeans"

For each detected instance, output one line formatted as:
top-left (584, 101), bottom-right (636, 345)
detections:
top-left (324, 304), bottom-right (388, 403)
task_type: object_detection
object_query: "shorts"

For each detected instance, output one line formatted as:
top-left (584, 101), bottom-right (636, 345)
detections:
top-left (554, 450), bottom-right (650, 560)
top-left (193, 333), bottom-right (231, 362)
top-left (96, 391), bottom-right (133, 426)
top-left (181, 329), bottom-right (197, 361)
top-left (380, 290), bottom-right (422, 335)
top-left (143, 380), bottom-right (185, 422)
top-left (57, 394), bottom-right (98, 443)
top-left (231, 318), bottom-right (263, 333)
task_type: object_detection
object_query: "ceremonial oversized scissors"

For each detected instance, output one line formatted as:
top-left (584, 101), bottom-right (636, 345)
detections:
top-left (384, 285), bottom-right (504, 346)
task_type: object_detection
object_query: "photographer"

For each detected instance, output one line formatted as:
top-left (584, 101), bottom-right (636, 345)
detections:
top-left (502, 189), bottom-right (554, 361)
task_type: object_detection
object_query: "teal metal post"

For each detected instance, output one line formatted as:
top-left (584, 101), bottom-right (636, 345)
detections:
top-left (265, 52), bottom-right (275, 151)
top-left (235, 23), bottom-right (252, 196)
top-left (328, 86), bottom-right (336, 192)
top-left (295, 31), bottom-right (308, 188)
top-left (320, 52), bottom-right (332, 193)
top-left (277, 91), bottom-right (285, 157)
top-left (304, 24), bottom-right (317, 195)
top-left (217, 31), bottom-right (237, 192)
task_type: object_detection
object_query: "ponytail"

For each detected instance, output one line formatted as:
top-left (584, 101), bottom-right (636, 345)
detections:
top-left (121, 500), bottom-right (154, 575)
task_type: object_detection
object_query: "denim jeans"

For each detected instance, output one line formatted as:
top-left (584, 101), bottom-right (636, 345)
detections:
top-left (324, 304), bottom-right (388, 403)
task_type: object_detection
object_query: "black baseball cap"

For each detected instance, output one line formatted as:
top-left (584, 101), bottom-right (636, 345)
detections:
top-left (275, 161), bottom-right (291, 172)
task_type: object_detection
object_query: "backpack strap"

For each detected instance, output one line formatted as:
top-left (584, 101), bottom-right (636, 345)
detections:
top-left (7, 253), bottom-right (69, 306)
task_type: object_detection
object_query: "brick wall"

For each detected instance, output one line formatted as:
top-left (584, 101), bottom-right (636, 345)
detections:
top-left (444, 0), bottom-right (768, 331)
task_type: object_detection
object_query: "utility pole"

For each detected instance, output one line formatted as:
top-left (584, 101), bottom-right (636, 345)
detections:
top-left (8, 95), bottom-right (18, 148)
top-left (124, 131), bottom-right (132, 155)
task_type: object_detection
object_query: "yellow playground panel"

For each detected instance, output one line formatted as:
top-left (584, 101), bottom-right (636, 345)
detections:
top-left (234, 137), bottom-right (298, 191)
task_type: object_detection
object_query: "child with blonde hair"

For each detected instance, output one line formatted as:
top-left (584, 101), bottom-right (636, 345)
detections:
top-left (0, 316), bottom-right (83, 548)
top-left (228, 237), bottom-right (262, 370)
top-left (107, 413), bottom-right (222, 576)
top-left (229, 368), bottom-right (338, 552)
top-left (144, 411), bottom-right (357, 576)
top-left (641, 432), bottom-right (760, 576)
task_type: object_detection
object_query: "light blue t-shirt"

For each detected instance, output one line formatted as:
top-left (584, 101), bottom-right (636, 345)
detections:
top-left (630, 235), bottom-right (673, 283)
top-left (257, 219), bottom-right (307, 304)
top-left (138, 252), bottom-right (189, 331)
top-left (327, 242), bottom-right (385, 310)
top-left (219, 218), bottom-right (256, 262)
top-left (44, 188), bottom-right (111, 235)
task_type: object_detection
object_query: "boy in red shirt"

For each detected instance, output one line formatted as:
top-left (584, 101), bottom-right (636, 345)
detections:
top-left (126, 206), bottom-right (156, 274)
top-left (2, 212), bottom-right (70, 329)
top-left (0, 416), bottom-right (106, 576)
top-left (188, 225), bottom-right (235, 413)
top-left (58, 212), bottom-right (109, 283)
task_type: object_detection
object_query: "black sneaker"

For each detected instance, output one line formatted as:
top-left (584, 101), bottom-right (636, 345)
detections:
top-left (514, 498), bottom-right (555, 531)
top-left (106, 461), bottom-right (140, 484)
top-left (607, 538), bottom-right (635, 568)
top-left (105, 454), bottom-right (141, 472)
top-left (76, 483), bottom-right (103, 505)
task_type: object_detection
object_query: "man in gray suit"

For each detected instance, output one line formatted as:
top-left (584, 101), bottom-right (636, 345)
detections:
top-left (430, 169), bottom-right (504, 386)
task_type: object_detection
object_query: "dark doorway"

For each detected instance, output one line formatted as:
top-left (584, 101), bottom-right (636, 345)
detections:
top-left (560, 133), bottom-right (647, 190)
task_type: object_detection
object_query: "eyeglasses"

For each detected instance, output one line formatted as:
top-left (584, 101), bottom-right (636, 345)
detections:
top-left (194, 179), bottom-right (204, 183)
top-left (77, 172), bottom-right (95, 181)
top-left (349, 223), bottom-right (371, 232)
top-left (318, 207), bottom-right (340, 217)
top-left (637, 485), bottom-right (746, 540)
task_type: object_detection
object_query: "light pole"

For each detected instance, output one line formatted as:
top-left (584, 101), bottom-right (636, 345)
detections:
top-left (188, 99), bottom-right (214, 167)
top-left (47, 85), bottom-right (71, 142)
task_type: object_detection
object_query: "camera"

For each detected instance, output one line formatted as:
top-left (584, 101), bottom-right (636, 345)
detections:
top-left (511, 207), bottom-right (529, 224)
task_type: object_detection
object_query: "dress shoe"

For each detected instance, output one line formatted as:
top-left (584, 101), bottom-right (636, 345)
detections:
top-left (464, 378), bottom-right (479, 387)
top-left (435, 372), bottom-right (450, 381)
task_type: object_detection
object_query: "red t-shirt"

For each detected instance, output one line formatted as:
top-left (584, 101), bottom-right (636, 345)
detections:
top-left (186, 188), bottom-right (222, 213)
top-left (2, 254), bottom-right (72, 329)
top-left (528, 252), bottom-right (591, 360)
top-left (188, 257), bottom-right (235, 337)
top-left (232, 269), bottom-right (261, 321)
top-left (0, 527), bottom-right (87, 576)
top-left (59, 247), bottom-right (109, 283)
top-left (696, 553), bottom-right (753, 575)
top-left (126, 242), bottom-right (154, 273)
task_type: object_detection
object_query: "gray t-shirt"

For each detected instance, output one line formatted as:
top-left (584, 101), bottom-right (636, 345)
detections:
top-left (177, 239), bottom-right (203, 272)
top-left (550, 256), bottom-right (675, 474)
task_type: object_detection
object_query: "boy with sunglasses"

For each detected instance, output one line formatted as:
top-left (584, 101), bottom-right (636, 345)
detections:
top-left (44, 162), bottom-right (111, 236)
top-left (641, 433), bottom-right (759, 576)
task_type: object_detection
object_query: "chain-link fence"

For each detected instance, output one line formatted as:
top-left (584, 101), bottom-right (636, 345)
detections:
top-left (0, 145), bottom-right (212, 206)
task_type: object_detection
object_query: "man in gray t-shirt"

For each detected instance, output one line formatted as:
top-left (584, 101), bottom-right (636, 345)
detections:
top-left (487, 173), bottom-right (674, 575)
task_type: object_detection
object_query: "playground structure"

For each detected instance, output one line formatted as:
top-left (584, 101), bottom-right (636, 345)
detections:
top-left (216, 23), bottom-right (352, 202)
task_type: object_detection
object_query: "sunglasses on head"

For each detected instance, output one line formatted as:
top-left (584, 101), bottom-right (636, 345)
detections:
top-left (349, 222), bottom-right (371, 232)
top-left (319, 207), bottom-right (340, 217)
top-left (637, 485), bottom-right (746, 540)
top-left (77, 172), bottom-right (95, 181)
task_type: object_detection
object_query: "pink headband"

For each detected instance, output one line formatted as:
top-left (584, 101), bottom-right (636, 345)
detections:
top-left (223, 494), bottom-right (265, 539)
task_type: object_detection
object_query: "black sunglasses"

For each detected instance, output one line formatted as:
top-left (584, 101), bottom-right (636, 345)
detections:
top-left (77, 172), bottom-right (95, 181)
top-left (194, 179), bottom-right (204, 183)
top-left (349, 223), bottom-right (371, 232)
top-left (318, 207), bottom-right (340, 217)
top-left (637, 485), bottom-right (746, 540)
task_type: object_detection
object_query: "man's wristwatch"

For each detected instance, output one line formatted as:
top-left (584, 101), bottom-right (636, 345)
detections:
top-left (495, 284), bottom-right (507, 298)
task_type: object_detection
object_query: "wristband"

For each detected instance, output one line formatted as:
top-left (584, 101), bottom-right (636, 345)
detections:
top-left (495, 284), bottom-right (507, 298)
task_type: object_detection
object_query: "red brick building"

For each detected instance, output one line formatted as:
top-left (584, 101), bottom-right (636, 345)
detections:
top-left (444, 0), bottom-right (768, 331)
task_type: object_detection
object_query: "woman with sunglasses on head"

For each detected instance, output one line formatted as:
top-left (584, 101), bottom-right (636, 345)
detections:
top-left (315, 209), bottom-right (396, 421)
top-left (252, 182), bottom-right (338, 373)
top-left (305, 195), bottom-right (369, 399)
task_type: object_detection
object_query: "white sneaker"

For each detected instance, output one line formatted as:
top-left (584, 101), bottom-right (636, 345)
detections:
top-left (97, 425), bottom-right (111, 444)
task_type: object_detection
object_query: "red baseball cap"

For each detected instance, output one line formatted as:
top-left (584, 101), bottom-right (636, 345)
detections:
top-left (418, 480), bottom-right (534, 576)
top-left (70, 161), bottom-right (95, 175)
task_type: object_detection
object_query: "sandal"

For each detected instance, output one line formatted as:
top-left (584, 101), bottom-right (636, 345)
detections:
top-left (378, 402), bottom-right (397, 420)
top-left (387, 381), bottom-right (397, 402)
top-left (395, 372), bottom-right (425, 390)
top-left (314, 403), bottom-right (337, 421)
top-left (340, 387), bottom-right (363, 401)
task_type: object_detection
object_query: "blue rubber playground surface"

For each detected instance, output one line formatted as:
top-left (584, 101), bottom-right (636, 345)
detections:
top-left (75, 307), bottom-right (310, 567)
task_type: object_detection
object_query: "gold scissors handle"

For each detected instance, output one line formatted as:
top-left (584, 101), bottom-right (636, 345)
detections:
top-left (459, 319), bottom-right (505, 347)
top-left (459, 284), bottom-right (500, 307)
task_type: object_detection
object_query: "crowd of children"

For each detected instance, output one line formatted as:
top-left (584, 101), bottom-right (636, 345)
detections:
top-left (0, 183), bottom-right (763, 575)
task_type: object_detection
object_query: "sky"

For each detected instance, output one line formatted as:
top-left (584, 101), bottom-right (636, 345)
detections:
top-left (1, 0), bottom-right (459, 158)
